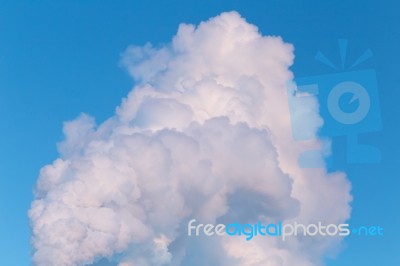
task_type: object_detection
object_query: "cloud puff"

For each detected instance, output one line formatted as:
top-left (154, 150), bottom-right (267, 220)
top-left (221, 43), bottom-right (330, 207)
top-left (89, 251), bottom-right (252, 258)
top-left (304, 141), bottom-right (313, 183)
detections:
top-left (29, 11), bottom-right (351, 266)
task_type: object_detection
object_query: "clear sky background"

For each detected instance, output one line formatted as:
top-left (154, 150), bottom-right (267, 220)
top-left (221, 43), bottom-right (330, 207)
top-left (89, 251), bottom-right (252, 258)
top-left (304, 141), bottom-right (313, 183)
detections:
top-left (0, 0), bottom-right (399, 265)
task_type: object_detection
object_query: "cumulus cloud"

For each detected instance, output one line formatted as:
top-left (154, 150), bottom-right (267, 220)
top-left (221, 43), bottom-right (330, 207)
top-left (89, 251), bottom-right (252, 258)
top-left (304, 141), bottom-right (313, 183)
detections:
top-left (29, 11), bottom-right (351, 266)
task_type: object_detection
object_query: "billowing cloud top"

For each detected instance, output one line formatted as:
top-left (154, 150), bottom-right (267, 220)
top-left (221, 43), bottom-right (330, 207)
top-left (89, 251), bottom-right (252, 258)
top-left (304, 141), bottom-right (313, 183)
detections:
top-left (29, 11), bottom-right (351, 266)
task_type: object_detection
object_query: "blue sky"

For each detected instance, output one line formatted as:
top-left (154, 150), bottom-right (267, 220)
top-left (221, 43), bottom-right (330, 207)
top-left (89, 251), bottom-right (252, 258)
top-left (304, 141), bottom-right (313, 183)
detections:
top-left (0, 0), bottom-right (399, 265)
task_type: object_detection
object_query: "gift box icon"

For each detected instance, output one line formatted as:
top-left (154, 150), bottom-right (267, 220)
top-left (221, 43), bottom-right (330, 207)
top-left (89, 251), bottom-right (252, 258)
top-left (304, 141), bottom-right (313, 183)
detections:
top-left (288, 40), bottom-right (382, 168)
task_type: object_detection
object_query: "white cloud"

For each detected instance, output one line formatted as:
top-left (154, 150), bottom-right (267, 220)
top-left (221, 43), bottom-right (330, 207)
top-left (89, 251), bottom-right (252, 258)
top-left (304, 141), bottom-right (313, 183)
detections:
top-left (29, 11), bottom-right (351, 266)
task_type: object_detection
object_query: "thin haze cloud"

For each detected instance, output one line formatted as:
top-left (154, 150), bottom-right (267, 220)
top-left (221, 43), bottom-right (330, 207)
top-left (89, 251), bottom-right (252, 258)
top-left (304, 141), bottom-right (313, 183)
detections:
top-left (29, 11), bottom-right (351, 266)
